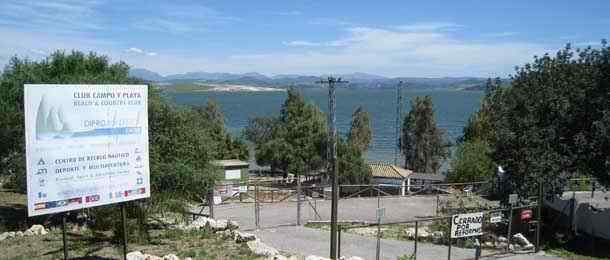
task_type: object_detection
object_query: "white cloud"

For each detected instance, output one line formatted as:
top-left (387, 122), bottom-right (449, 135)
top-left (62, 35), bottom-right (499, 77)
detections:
top-left (283, 41), bottom-right (322, 47)
top-left (0, 0), bottom-right (103, 33)
top-left (126, 47), bottom-right (144, 54)
top-left (484, 32), bottom-right (518, 37)
top-left (395, 22), bottom-right (463, 32)
top-left (0, 23), bottom-right (552, 78)
top-left (131, 4), bottom-right (239, 34)
top-left (126, 47), bottom-right (158, 57)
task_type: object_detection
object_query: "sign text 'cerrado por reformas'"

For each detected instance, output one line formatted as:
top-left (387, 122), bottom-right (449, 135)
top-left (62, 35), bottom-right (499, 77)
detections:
top-left (451, 212), bottom-right (484, 238)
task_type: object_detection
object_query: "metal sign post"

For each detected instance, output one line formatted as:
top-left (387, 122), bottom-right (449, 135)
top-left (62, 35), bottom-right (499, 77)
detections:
top-left (376, 208), bottom-right (385, 260)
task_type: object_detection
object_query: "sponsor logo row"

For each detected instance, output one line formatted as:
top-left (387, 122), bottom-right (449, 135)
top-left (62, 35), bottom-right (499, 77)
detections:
top-left (34, 187), bottom-right (146, 211)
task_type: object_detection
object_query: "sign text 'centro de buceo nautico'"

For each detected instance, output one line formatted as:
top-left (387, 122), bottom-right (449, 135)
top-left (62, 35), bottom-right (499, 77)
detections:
top-left (24, 84), bottom-right (150, 216)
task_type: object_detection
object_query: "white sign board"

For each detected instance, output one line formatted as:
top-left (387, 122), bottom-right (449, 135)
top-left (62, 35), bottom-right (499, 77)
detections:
top-left (225, 169), bottom-right (241, 180)
top-left (451, 212), bottom-right (484, 238)
top-left (376, 208), bottom-right (385, 222)
top-left (24, 84), bottom-right (150, 216)
top-left (490, 212), bottom-right (503, 224)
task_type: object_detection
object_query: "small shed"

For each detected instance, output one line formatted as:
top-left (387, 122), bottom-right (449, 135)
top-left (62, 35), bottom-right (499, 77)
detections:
top-left (212, 160), bottom-right (249, 201)
top-left (368, 162), bottom-right (446, 195)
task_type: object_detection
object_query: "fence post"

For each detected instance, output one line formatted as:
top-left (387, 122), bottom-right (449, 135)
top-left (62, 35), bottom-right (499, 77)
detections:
top-left (536, 179), bottom-right (543, 252)
top-left (414, 221), bottom-right (418, 260)
top-left (338, 225), bottom-right (342, 258)
top-left (254, 183), bottom-right (258, 229)
top-left (297, 175), bottom-right (302, 226)
top-left (62, 212), bottom-right (68, 260)
top-left (447, 217), bottom-right (452, 260)
top-left (507, 207), bottom-right (513, 253)
top-left (208, 187), bottom-right (215, 219)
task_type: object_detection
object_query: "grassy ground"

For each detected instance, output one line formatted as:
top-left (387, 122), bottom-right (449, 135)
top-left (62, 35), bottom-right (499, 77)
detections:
top-left (1, 227), bottom-right (262, 260)
top-left (0, 191), bottom-right (263, 260)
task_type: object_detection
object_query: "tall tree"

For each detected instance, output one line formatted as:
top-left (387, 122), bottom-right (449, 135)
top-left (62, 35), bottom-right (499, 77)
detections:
top-left (347, 106), bottom-right (372, 153)
top-left (493, 42), bottom-right (610, 197)
top-left (401, 96), bottom-right (448, 173)
top-left (448, 140), bottom-right (495, 183)
top-left (337, 138), bottom-right (371, 185)
top-left (245, 89), bottom-right (327, 177)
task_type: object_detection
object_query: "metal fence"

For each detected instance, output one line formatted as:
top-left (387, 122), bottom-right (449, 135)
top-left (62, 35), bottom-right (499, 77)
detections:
top-left (335, 202), bottom-right (541, 260)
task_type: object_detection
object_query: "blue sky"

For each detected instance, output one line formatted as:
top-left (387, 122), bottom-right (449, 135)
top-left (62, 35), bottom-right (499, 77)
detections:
top-left (0, 0), bottom-right (608, 77)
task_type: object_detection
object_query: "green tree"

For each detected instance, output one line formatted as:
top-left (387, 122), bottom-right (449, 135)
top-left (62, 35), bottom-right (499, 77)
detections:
top-left (448, 140), bottom-right (495, 183)
top-left (401, 96), bottom-right (448, 173)
top-left (245, 89), bottom-right (327, 177)
top-left (347, 106), bottom-right (372, 153)
top-left (493, 42), bottom-right (610, 197)
top-left (337, 138), bottom-right (371, 184)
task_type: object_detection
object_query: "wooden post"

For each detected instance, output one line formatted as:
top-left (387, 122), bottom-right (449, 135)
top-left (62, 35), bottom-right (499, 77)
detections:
top-left (121, 203), bottom-right (128, 260)
top-left (62, 212), bottom-right (68, 260)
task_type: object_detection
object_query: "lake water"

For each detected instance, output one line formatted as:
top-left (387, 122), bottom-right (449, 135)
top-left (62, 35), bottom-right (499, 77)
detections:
top-left (165, 88), bottom-right (483, 163)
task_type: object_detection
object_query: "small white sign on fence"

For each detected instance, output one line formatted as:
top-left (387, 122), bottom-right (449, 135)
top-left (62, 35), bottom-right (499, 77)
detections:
top-left (451, 212), bottom-right (484, 238)
top-left (376, 208), bottom-right (385, 222)
top-left (490, 212), bottom-right (503, 224)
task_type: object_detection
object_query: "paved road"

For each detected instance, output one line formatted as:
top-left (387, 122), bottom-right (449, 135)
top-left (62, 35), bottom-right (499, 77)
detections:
top-left (202, 196), bottom-right (440, 230)
top-left (197, 196), bottom-right (563, 259)
top-left (252, 226), bottom-right (563, 260)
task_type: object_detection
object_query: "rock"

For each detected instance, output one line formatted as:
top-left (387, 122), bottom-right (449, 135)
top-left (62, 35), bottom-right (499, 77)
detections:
top-left (184, 258), bottom-right (193, 260)
top-left (162, 254), bottom-right (180, 260)
top-left (219, 229), bottom-right (235, 240)
top-left (512, 233), bottom-right (534, 249)
top-left (28, 225), bottom-right (48, 235)
top-left (190, 217), bottom-right (216, 229)
top-left (432, 231), bottom-right (444, 238)
top-left (305, 256), bottom-right (331, 260)
top-left (23, 230), bottom-right (34, 236)
top-left (484, 241), bottom-right (494, 248)
top-left (267, 255), bottom-right (289, 260)
top-left (212, 219), bottom-right (228, 231)
top-left (247, 239), bottom-right (279, 257)
top-left (7, 232), bottom-right (16, 239)
top-left (144, 254), bottom-right (163, 260)
top-left (228, 220), bottom-right (239, 230)
top-left (496, 242), bottom-right (508, 249)
top-left (497, 236), bottom-right (508, 243)
top-left (15, 231), bottom-right (23, 237)
top-left (404, 227), bottom-right (416, 239)
top-left (143, 254), bottom-right (163, 260)
top-left (235, 231), bottom-right (257, 243)
top-left (418, 229), bottom-right (430, 239)
top-left (0, 232), bottom-right (10, 241)
top-left (126, 251), bottom-right (146, 260)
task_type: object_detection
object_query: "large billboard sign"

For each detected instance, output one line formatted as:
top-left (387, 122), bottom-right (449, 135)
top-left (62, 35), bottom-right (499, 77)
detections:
top-left (24, 84), bottom-right (150, 216)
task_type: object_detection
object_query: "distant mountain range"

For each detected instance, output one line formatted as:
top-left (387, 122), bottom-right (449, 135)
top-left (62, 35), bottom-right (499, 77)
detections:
top-left (129, 68), bottom-right (491, 91)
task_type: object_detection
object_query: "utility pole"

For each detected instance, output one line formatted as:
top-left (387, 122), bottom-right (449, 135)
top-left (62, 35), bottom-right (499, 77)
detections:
top-left (394, 81), bottom-right (403, 166)
top-left (317, 76), bottom-right (348, 259)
